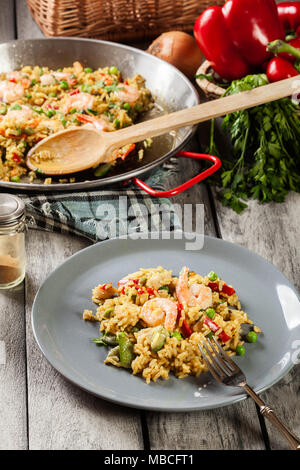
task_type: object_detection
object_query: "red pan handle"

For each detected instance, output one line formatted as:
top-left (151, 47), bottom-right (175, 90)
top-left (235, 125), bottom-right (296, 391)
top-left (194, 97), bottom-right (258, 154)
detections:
top-left (132, 151), bottom-right (221, 198)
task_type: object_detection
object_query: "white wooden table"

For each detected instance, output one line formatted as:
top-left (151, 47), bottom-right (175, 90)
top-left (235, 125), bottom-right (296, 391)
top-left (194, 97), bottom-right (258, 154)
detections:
top-left (0, 0), bottom-right (299, 451)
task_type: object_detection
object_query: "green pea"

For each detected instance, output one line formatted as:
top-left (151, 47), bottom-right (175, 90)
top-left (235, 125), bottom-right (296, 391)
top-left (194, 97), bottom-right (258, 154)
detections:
top-left (11, 104), bottom-right (22, 110)
top-left (81, 84), bottom-right (92, 93)
top-left (170, 331), bottom-right (182, 340)
top-left (57, 68), bottom-right (63, 72)
top-left (72, 118), bottom-right (80, 124)
top-left (24, 127), bottom-right (35, 136)
top-left (109, 66), bottom-right (119, 75)
top-left (0, 105), bottom-right (7, 115)
top-left (158, 285), bottom-right (169, 292)
top-left (16, 128), bottom-right (22, 136)
top-left (84, 67), bottom-right (93, 73)
top-left (61, 119), bottom-right (67, 127)
top-left (11, 176), bottom-right (20, 183)
top-left (25, 94), bottom-right (32, 99)
top-left (113, 118), bottom-right (120, 129)
top-left (208, 271), bottom-right (218, 281)
top-left (246, 331), bottom-right (258, 343)
top-left (60, 80), bottom-right (69, 90)
top-left (206, 308), bottom-right (216, 319)
top-left (30, 79), bottom-right (37, 86)
top-left (123, 102), bottom-right (131, 112)
top-left (49, 92), bottom-right (57, 97)
top-left (46, 110), bottom-right (56, 118)
top-left (35, 168), bottom-right (44, 175)
top-left (236, 345), bottom-right (246, 356)
top-left (69, 108), bottom-right (77, 114)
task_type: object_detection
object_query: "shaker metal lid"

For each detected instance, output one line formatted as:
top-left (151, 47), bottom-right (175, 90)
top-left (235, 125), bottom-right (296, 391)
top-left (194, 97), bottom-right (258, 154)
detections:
top-left (0, 193), bottom-right (25, 224)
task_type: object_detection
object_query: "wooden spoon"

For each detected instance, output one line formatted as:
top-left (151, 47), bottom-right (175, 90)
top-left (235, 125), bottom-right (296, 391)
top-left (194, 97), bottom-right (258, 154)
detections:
top-left (26, 76), bottom-right (299, 175)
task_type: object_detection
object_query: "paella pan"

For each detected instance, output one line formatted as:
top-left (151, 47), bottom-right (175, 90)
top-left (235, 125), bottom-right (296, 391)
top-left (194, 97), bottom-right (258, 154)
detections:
top-left (0, 37), bottom-right (206, 193)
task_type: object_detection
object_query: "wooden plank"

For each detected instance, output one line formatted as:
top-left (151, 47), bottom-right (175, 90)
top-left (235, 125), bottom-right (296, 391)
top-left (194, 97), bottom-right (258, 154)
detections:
top-left (25, 230), bottom-right (143, 450)
top-left (0, 285), bottom-right (28, 450)
top-left (212, 190), bottom-right (300, 449)
top-left (146, 156), bottom-right (265, 450)
top-left (0, 0), bottom-right (16, 42)
top-left (0, 0), bottom-right (28, 451)
top-left (16, 0), bottom-right (44, 39)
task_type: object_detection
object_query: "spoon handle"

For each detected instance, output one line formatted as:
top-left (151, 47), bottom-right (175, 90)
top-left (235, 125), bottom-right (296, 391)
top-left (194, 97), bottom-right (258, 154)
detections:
top-left (107, 75), bottom-right (299, 148)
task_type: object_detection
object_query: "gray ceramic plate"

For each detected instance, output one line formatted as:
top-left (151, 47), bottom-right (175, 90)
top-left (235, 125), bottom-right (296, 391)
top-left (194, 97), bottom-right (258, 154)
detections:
top-left (32, 234), bottom-right (300, 411)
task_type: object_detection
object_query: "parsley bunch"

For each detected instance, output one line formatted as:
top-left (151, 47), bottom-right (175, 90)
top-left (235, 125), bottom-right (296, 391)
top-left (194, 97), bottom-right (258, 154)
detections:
top-left (207, 74), bottom-right (300, 213)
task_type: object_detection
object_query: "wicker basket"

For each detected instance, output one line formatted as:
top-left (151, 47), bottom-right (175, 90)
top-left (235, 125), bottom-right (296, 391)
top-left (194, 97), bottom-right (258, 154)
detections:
top-left (195, 60), bottom-right (225, 98)
top-left (27, 0), bottom-right (225, 42)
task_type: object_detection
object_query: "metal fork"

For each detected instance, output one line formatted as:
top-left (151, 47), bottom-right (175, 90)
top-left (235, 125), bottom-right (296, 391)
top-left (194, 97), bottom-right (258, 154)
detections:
top-left (198, 336), bottom-right (300, 450)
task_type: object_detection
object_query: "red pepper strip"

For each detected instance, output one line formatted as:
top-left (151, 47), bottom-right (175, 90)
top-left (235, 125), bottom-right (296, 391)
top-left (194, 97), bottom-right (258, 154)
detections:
top-left (222, 0), bottom-right (285, 67)
top-left (203, 316), bottom-right (231, 343)
top-left (194, 6), bottom-right (251, 81)
top-left (120, 143), bottom-right (135, 161)
top-left (69, 88), bottom-right (80, 96)
top-left (177, 309), bottom-right (193, 338)
top-left (277, 2), bottom-right (300, 32)
top-left (267, 56), bottom-right (298, 82)
top-left (221, 284), bottom-right (235, 296)
top-left (208, 282), bottom-right (219, 292)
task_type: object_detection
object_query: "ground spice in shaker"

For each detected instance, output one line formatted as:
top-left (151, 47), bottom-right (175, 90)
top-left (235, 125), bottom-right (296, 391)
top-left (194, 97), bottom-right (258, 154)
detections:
top-left (0, 194), bottom-right (26, 289)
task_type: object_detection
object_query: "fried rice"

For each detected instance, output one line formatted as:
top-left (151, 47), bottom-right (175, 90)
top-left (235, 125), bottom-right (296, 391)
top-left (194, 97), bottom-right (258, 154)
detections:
top-left (0, 62), bottom-right (153, 184)
top-left (83, 266), bottom-right (261, 384)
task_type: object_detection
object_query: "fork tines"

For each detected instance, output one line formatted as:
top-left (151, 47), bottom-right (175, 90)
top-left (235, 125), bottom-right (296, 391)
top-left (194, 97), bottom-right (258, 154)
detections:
top-left (198, 335), bottom-right (243, 385)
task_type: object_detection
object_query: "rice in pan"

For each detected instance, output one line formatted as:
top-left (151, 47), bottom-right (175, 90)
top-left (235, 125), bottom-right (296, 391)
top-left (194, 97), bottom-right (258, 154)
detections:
top-left (0, 62), bottom-right (153, 184)
top-left (83, 266), bottom-right (261, 384)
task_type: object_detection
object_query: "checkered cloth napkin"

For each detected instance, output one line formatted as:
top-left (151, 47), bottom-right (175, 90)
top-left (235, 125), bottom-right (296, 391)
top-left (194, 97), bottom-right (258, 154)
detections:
top-left (20, 157), bottom-right (182, 242)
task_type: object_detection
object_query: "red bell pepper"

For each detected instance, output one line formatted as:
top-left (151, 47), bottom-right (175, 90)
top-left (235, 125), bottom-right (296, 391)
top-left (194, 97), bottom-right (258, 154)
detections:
top-left (203, 316), bottom-right (231, 343)
top-left (194, 0), bottom-right (284, 81)
top-left (267, 39), bottom-right (300, 81)
top-left (221, 284), bottom-right (235, 297)
top-left (194, 6), bottom-right (251, 81)
top-left (177, 309), bottom-right (193, 338)
top-left (208, 282), bottom-right (219, 292)
top-left (267, 56), bottom-right (298, 82)
top-left (222, 0), bottom-right (285, 67)
top-left (277, 2), bottom-right (300, 32)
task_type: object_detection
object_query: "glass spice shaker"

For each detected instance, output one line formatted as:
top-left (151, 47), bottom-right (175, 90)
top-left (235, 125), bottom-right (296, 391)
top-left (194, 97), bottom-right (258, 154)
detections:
top-left (0, 194), bottom-right (26, 289)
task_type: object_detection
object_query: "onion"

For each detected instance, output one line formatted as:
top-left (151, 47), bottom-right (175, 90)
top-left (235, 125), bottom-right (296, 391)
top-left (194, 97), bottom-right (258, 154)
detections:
top-left (147, 31), bottom-right (203, 79)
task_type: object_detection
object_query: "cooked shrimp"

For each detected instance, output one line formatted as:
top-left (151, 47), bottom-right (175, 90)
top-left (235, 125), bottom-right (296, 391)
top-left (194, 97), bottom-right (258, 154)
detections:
top-left (73, 61), bottom-right (83, 74)
top-left (141, 298), bottom-right (178, 331)
top-left (176, 266), bottom-right (212, 309)
top-left (4, 105), bottom-right (34, 122)
top-left (62, 92), bottom-right (94, 114)
top-left (40, 74), bottom-right (56, 86)
top-left (0, 81), bottom-right (25, 103)
top-left (76, 113), bottom-right (111, 131)
top-left (114, 84), bottom-right (140, 103)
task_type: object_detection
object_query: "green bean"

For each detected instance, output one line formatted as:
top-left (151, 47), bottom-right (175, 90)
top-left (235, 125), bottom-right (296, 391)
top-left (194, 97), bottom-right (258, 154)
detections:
top-left (103, 307), bottom-right (114, 318)
top-left (94, 163), bottom-right (112, 178)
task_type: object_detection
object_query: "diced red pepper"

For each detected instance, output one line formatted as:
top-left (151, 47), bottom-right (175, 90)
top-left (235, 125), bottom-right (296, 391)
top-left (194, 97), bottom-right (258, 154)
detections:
top-left (203, 316), bottom-right (231, 343)
top-left (177, 303), bottom-right (183, 314)
top-left (208, 282), bottom-right (219, 292)
top-left (221, 284), bottom-right (236, 296)
top-left (137, 288), bottom-right (144, 295)
top-left (9, 78), bottom-right (16, 83)
top-left (12, 154), bottom-right (21, 163)
top-left (70, 88), bottom-right (80, 96)
top-left (147, 288), bottom-right (155, 296)
top-left (124, 80), bottom-right (129, 85)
